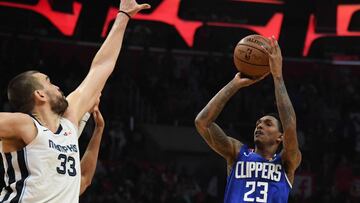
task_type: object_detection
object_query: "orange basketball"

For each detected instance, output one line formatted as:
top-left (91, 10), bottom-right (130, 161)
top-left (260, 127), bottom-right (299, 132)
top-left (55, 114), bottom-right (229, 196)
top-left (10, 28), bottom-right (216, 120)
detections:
top-left (233, 35), bottom-right (271, 79)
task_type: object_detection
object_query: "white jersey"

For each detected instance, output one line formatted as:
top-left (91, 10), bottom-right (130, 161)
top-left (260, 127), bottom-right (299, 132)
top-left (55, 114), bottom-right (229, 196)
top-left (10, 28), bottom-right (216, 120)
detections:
top-left (0, 117), bottom-right (81, 203)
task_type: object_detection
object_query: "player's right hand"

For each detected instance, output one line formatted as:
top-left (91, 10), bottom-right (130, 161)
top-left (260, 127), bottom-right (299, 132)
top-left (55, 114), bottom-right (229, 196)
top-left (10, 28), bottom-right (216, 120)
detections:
top-left (233, 72), bottom-right (268, 88)
top-left (119, 0), bottom-right (151, 17)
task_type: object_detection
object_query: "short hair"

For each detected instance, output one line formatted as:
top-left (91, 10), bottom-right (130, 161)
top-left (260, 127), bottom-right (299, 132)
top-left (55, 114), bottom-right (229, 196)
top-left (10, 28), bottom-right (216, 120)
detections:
top-left (7, 70), bottom-right (43, 113)
top-left (266, 113), bottom-right (283, 133)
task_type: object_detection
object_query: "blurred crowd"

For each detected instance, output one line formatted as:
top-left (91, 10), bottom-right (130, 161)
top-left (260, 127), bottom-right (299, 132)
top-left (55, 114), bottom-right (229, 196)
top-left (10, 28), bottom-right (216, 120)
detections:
top-left (1, 36), bottom-right (360, 203)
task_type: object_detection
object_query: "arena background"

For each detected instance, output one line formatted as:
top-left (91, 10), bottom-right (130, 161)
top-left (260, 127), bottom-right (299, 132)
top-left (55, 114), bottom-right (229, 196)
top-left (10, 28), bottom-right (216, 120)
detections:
top-left (0, 0), bottom-right (360, 202)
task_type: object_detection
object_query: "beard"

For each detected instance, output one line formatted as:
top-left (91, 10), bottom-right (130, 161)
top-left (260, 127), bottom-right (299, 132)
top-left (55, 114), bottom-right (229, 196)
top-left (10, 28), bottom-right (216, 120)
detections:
top-left (49, 94), bottom-right (68, 116)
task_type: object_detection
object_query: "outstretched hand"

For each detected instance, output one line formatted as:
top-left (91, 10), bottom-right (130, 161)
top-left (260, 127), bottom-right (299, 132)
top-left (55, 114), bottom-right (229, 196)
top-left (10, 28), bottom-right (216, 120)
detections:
top-left (261, 36), bottom-right (283, 78)
top-left (233, 72), bottom-right (268, 88)
top-left (119, 0), bottom-right (151, 17)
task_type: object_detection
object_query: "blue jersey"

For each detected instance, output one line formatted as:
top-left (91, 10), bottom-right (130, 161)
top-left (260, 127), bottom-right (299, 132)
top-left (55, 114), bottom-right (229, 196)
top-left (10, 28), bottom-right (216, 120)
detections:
top-left (224, 145), bottom-right (292, 203)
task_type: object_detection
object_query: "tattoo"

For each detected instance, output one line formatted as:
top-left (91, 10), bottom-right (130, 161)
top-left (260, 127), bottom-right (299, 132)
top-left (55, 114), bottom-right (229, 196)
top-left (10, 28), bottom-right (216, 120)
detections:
top-left (195, 80), bottom-right (241, 162)
top-left (274, 77), bottom-right (301, 181)
top-left (274, 77), bottom-right (296, 129)
top-left (197, 80), bottom-right (239, 126)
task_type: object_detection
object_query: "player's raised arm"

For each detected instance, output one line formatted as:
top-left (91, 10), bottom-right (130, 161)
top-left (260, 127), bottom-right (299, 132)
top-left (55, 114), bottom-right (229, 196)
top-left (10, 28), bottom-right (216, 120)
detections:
top-left (264, 36), bottom-right (301, 183)
top-left (195, 73), bottom-right (266, 171)
top-left (65, 0), bottom-right (150, 125)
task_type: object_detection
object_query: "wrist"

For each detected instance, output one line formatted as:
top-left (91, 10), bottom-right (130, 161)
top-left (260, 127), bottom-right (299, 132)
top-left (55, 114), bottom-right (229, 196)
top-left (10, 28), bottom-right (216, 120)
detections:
top-left (118, 10), bottom-right (131, 19)
top-left (95, 125), bottom-right (105, 132)
top-left (230, 79), bottom-right (244, 90)
top-left (272, 74), bottom-right (283, 80)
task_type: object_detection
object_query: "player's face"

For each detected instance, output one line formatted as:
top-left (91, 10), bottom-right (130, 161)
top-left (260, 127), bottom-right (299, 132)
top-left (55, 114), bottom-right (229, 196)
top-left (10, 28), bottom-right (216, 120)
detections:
top-left (34, 73), bottom-right (68, 115)
top-left (253, 116), bottom-right (282, 145)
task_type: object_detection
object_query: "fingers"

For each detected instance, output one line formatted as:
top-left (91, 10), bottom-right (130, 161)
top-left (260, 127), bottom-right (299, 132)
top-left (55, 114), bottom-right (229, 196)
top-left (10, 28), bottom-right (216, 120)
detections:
top-left (260, 44), bottom-right (270, 55)
top-left (257, 72), bottom-right (269, 81)
top-left (139, 3), bottom-right (151, 10)
top-left (269, 36), bottom-right (277, 55)
top-left (92, 108), bottom-right (102, 120)
top-left (272, 36), bottom-right (280, 55)
top-left (270, 36), bottom-right (276, 55)
top-left (92, 110), bottom-right (98, 120)
top-left (250, 73), bottom-right (268, 84)
top-left (258, 72), bottom-right (270, 81)
top-left (272, 36), bottom-right (282, 56)
top-left (120, 1), bottom-right (151, 16)
top-left (260, 35), bottom-right (280, 57)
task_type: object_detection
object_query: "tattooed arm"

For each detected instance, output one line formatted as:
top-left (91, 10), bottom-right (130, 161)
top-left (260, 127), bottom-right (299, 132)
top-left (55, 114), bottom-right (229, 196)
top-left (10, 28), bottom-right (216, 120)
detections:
top-left (265, 36), bottom-right (301, 184)
top-left (195, 73), bottom-right (267, 174)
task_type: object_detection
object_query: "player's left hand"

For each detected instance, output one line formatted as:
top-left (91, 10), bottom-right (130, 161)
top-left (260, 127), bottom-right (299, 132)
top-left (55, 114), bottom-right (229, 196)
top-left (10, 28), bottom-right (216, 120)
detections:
top-left (233, 72), bottom-right (269, 88)
top-left (119, 0), bottom-right (151, 17)
top-left (262, 36), bottom-right (283, 78)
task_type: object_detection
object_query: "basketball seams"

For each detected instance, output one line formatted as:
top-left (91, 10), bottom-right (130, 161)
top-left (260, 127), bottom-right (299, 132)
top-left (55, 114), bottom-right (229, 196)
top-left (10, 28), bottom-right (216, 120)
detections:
top-left (236, 43), bottom-right (268, 55)
top-left (234, 55), bottom-right (268, 66)
top-left (234, 35), bottom-right (270, 77)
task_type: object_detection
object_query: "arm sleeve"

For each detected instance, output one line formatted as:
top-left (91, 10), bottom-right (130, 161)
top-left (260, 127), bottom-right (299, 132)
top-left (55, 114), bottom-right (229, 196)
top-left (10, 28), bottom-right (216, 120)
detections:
top-left (78, 112), bottom-right (91, 138)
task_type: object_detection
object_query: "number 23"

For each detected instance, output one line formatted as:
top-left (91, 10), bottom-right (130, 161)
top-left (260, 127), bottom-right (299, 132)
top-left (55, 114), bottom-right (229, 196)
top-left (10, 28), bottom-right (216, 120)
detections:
top-left (244, 181), bottom-right (268, 202)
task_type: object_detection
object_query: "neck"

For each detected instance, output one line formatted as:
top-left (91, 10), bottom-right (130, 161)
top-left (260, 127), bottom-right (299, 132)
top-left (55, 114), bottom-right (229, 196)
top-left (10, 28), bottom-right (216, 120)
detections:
top-left (32, 106), bottom-right (60, 133)
top-left (254, 144), bottom-right (278, 160)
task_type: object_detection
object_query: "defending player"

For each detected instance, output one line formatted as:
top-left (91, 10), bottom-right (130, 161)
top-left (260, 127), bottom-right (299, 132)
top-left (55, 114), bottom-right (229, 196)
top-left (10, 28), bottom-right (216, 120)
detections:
top-left (79, 100), bottom-right (105, 195)
top-left (0, 0), bottom-right (150, 202)
top-left (195, 36), bottom-right (301, 203)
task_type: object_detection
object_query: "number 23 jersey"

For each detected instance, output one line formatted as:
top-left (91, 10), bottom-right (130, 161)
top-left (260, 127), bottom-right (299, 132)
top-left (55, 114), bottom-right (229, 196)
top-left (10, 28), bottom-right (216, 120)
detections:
top-left (0, 117), bottom-right (80, 203)
top-left (224, 145), bottom-right (292, 203)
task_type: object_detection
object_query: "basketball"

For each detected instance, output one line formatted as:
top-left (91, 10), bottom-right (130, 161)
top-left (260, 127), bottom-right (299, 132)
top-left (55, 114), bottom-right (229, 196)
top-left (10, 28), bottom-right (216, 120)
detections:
top-left (233, 34), bottom-right (271, 79)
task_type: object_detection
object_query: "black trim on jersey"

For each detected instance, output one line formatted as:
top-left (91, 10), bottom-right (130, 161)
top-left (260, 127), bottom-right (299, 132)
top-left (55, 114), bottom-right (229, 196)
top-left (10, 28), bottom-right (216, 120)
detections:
top-left (0, 186), bottom-right (12, 203)
top-left (29, 114), bottom-right (63, 135)
top-left (0, 153), bottom-right (15, 202)
top-left (54, 125), bottom-right (63, 134)
top-left (0, 155), bottom-right (5, 192)
top-left (10, 149), bottom-right (29, 203)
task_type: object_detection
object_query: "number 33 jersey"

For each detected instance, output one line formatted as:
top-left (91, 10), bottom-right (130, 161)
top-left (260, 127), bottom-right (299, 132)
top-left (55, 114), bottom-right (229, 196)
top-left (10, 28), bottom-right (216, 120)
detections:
top-left (0, 117), bottom-right (80, 203)
top-left (224, 145), bottom-right (292, 203)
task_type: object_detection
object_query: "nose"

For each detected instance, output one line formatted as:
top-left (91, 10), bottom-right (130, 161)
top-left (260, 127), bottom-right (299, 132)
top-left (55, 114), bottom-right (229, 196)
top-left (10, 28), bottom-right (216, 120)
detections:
top-left (257, 123), bottom-right (263, 129)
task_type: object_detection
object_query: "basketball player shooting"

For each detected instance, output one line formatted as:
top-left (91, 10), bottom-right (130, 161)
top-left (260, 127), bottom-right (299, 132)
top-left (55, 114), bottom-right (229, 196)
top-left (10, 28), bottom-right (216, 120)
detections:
top-left (195, 36), bottom-right (301, 203)
top-left (0, 0), bottom-right (150, 202)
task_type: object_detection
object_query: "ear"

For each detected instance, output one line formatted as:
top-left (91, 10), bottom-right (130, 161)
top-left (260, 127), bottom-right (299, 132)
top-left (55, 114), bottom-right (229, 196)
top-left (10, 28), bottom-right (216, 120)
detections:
top-left (276, 133), bottom-right (283, 143)
top-left (34, 90), bottom-right (47, 102)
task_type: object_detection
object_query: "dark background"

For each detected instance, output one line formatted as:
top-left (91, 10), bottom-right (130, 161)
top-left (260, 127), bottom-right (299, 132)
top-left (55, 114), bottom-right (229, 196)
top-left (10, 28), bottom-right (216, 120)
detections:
top-left (1, 0), bottom-right (360, 202)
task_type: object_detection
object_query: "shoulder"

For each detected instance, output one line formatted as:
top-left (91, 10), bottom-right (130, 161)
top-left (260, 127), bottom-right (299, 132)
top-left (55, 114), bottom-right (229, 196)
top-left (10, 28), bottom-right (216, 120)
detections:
top-left (240, 144), bottom-right (249, 152)
top-left (4, 112), bottom-right (34, 127)
top-left (0, 112), bottom-right (36, 142)
top-left (238, 144), bottom-right (252, 156)
top-left (228, 144), bottom-right (247, 164)
top-left (226, 143), bottom-right (247, 175)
